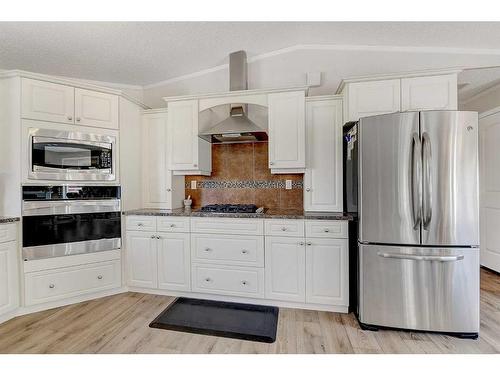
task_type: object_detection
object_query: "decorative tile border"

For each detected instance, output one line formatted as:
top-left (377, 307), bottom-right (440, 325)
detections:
top-left (185, 180), bottom-right (303, 189)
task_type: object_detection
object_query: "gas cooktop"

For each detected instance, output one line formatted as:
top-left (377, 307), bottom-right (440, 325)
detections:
top-left (200, 204), bottom-right (262, 213)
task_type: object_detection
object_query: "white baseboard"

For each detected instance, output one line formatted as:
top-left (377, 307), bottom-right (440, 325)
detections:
top-left (128, 287), bottom-right (349, 313)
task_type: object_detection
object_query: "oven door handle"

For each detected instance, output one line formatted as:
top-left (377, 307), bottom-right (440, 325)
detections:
top-left (22, 199), bottom-right (121, 216)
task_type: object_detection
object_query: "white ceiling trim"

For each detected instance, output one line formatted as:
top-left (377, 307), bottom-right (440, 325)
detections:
top-left (460, 80), bottom-right (500, 105)
top-left (143, 43), bottom-right (500, 89)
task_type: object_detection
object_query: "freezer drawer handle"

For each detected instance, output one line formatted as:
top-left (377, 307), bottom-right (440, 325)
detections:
top-left (377, 252), bottom-right (464, 262)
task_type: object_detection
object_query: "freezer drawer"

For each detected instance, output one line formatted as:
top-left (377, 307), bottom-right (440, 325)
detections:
top-left (359, 244), bottom-right (479, 334)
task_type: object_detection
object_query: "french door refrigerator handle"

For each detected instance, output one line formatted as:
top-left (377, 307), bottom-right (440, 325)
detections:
top-left (377, 252), bottom-right (464, 262)
top-left (411, 133), bottom-right (422, 230)
top-left (422, 132), bottom-right (433, 230)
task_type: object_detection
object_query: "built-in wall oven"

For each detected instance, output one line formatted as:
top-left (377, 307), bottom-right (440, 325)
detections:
top-left (28, 128), bottom-right (116, 181)
top-left (22, 186), bottom-right (121, 261)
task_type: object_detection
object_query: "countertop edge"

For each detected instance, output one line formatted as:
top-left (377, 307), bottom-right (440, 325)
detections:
top-left (0, 217), bottom-right (20, 224)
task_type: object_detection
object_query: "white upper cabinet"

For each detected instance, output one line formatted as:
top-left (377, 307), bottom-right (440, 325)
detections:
top-left (401, 74), bottom-right (458, 111)
top-left (142, 112), bottom-right (184, 209)
top-left (21, 78), bottom-right (119, 129)
top-left (305, 238), bottom-right (348, 306)
top-left (346, 79), bottom-right (401, 122)
top-left (74, 88), bottom-right (119, 129)
top-left (304, 98), bottom-right (343, 212)
top-left (342, 72), bottom-right (459, 122)
top-left (268, 91), bottom-right (306, 170)
top-left (22, 78), bottom-right (75, 124)
top-left (157, 233), bottom-right (191, 292)
top-left (168, 100), bottom-right (211, 175)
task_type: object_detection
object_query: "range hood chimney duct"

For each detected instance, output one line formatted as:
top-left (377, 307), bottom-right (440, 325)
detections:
top-left (198, 50), bottom-right (268, 143)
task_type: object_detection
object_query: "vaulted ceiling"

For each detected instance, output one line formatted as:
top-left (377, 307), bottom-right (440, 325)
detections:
top-left (2, 22), bottom-right (500, 86)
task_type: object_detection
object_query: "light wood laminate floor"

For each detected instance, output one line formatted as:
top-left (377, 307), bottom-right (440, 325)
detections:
top-left (1, 268), bottom-right (498, 354)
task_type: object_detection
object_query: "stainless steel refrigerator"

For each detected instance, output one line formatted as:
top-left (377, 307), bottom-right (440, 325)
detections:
top-left (348, 111), bottom-right (480, 338)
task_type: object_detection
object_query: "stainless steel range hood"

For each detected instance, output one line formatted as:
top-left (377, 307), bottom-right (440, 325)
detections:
top-left (199, 51), bottom-right (268, 143)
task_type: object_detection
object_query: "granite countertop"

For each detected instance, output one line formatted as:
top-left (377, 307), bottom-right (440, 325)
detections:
top-left (0, 216), bottom-right (20, 224)
top-left (123, 208), bottom-right (355, 221)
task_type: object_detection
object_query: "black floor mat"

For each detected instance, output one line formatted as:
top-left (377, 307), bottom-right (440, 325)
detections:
top-left (149, 297), bottom-right (279, 343)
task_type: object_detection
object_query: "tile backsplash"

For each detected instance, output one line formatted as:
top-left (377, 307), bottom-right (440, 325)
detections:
top-left (185, 142), bottom-right (303, 209)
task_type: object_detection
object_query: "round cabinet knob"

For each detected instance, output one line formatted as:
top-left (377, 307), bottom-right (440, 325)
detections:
top-left (241, 281), bottom-right (248, 286)
top-left (324, 228), bottom-right (330, 233)
top-left (97, 275), bottom-right (103, 280)
top-left (151, 235), bottom-right (156, 239)
top-left (166, 188), bottom-right (172, 192)
top-left (67, 116), bottom-right (73, 121)
top-left (204, 248), bottom-right (211, 252)
top-left (281, 227), bottom-right (287, 231)
top-left (306, 188), bottom-right (311, 192)
top-left (193, 164), bottom-right (198, 168)
top-left (241, 249), bottom-right (248, 254)
top-left (299, 242), bottom-right (305, 246)
top-left (76, 117), bottom-right (81, 122)
top-left (156, 236), bottom-right (161, 239)
top-left (137, 223), bottom-right (144, 227)
top-left (269, 162), bottom-right (274, 166)
top-left (49, 284), bottom-right (55, 289)
top-left (306, 242), bottom-right (312, 246)
top-left (205, 278), bottom-right (211, 282)
top-left (169, 224), bottom-right (175, 228)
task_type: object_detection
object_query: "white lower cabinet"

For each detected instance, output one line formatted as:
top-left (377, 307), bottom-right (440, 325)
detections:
top-left (126, 217), bottom-right (191, 291)
top-left (125, 216), bottom-right (349, 311)
top-left (0, 240), bottom-right (19, 317)
top-left (305, 238), bottom-right (348, 306)
top-left (24, 260), bottom-right (121, 306)
top-left (157, 233), bottom-right (191, 291)
top-left (126, 231), bottom-right (158, 289)
top-left (192, 263), bottom-right (264, 298)
top-left (265, 236), bottom-right (306, 303)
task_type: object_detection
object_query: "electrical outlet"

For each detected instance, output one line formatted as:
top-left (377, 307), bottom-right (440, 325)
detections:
top-left (191, 180), bottom-right (197, 190)
top-left (285, 180), bottom-right (292, 190)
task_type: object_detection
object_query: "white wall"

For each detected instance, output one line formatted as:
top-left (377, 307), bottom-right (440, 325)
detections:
top-left (462, 83), bottom-right (500, 114)
top-left (143, 47), bottom-right (500, 108)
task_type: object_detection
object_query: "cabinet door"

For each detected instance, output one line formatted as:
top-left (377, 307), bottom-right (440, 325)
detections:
top-left (346, 79), bottom-right (400, 122)
top-left (157, 233), bottom-right (191, 291)
top-left (265, 236), bottom-right (305, 302)
top-left (304, 99), bottom-right (343, 211)
top-left (126, 232), bottom-right (158, 289)
top-left (168, 100), bottom-right (200, 170)
top-left (401, 74), bottom-right (458, 111)
top-left (306, 238), bottom-right (348, 306)
top-left (21, 78), bottom-right (75, 124)
top-left (75, 88), bottom-right (119, 129)
top-left (142, 113), bottom-right (172, 208)
top-left (0, 241), bottom-right (19, 316)
top-left (268, 91), bottom-right (306, 169)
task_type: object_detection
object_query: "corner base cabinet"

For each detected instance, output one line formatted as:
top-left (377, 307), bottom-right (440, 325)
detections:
top-left (0, 223), bottom-right (19, 319)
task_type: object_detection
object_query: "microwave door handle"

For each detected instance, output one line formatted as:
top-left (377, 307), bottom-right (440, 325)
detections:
top-left (422, 132), bottom-right (432, 230)
top-left (411, 133), bottom-right (422, 230)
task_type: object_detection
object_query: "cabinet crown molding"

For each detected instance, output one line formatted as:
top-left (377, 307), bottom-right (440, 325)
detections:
top-left (0, 69), bottom-right (150, 110)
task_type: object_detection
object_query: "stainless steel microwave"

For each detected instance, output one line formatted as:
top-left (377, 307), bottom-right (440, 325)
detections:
top-left (28, 128), bottom-right (116, 181)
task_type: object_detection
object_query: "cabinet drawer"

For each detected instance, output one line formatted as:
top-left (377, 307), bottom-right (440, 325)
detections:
top-left (157, 216), bottom-right (190, 233)
top-left (0, 223), bottom-right (16, 243)
top-left (192, 263), bottom-right (264, 298)
top-left (305, 220), bottom-right (348, 239)
top-left (126, 216), bottom-right (157, 232)
top-left (191, 217), bottom-right (264, 235)
top-left (191, 234), bottom-right (264, 267)
top-left (264, 219), bottom-right (305, 237)
top-left (24, 260), bottom-right (121, 306)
